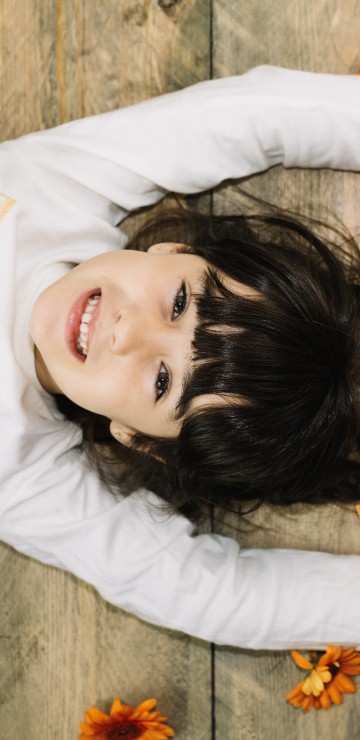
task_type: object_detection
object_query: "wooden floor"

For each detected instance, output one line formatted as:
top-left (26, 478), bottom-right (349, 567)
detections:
top-left (1, 1), bottom-right (360, 738)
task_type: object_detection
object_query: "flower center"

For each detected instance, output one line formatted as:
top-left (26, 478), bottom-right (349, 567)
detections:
top-left (107, 722), bottom-right (142, 739)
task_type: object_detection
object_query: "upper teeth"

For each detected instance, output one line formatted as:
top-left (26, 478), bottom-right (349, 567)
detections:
top-left (77, 294), bottom-right (101, 357)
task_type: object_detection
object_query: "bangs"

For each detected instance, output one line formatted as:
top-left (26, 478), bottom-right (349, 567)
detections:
top-left (175, 239), bottom-right (357, 445)
top-left (175, 269), bottom-right (262, 420)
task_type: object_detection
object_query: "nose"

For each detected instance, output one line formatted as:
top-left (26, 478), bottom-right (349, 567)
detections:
top-left (110, 307), bottom-right (171, 358)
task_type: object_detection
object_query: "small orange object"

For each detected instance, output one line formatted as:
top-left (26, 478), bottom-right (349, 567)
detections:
top-left (79, 697), bottom-right (175, 739)
top-left (287, 646), bottom-right (360, 712)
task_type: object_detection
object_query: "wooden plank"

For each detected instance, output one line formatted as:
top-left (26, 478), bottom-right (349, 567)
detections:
top-left (0, 1), bottom-right (212, 738)
top-left (1, 0), bottom-right (211, 139)
top-left (212, 0), bottom-right (360, 232)
top-left (1, 543), bottom-right (212, 738)
top-left (212, 504), bottom-right (360, 739)
top-left (212, 1), bottom-right (360, 737)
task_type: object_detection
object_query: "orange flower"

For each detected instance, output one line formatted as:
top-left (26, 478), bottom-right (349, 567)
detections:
top-left (79, 697), bottom-right (175, 739)
top-left (287, 646), bottom-right (360, 712)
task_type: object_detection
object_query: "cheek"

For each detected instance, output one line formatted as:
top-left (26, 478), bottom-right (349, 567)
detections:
top-left (81, 366), bottom-right (130, 418)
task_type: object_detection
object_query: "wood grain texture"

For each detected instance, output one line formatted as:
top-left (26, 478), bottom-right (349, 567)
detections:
top-left (212, 504), bottom-right (360, 740)
top-left (0, 1), bottom-right (211, 739)
top-left (1, 0), bottom-right (360, 738)
top-left (0, 542), bottom-right (212, 738)
top-left (212, 1), bottom-right (360, 737)
top-left (1, 0), bottom-right (211, 139)
top-left (212, 0), bottom-right (360, 235)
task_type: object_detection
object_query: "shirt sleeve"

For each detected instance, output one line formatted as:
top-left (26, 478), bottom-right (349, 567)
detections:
top-left (1, 65), bottom-right (360, 651)
top-left (1, 65), bottom-right (359, 225)
top-left (0, 444), bottom-right (359, 651)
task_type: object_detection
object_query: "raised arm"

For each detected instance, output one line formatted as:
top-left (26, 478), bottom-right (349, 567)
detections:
top-left (1, 65), bottom-right (359, 225)
top-left (1, 462), bottom-right (359, 650)
top-left (1, 65), bottom-right (360, 650)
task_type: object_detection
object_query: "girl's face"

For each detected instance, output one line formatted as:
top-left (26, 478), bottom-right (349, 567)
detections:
top-left (30, 244), bottom-right (209, 439)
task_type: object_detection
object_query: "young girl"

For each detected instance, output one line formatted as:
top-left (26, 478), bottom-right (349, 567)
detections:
top-left (1, 65), bottom-right (360, 651)
top-left (73, 205), bottom-right (358, 520)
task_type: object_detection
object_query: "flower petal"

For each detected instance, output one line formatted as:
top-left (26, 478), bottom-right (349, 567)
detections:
top-left (302, 695), bottom-right (314, 712)
top-left (110, 698), bottom-right (123, 715)
top-left (318, 689), bottom-right (331, 710)
top-left (286, 681), bottom-right (306, 701)
top-left (333, 673), bottom-right (357, 694)
top-left (317, 667), bottom-right (332, 684)
top-left (340, 648), bottom-right (359, 659)
top-left (342, 665), bottom-right (360, 675)
top-left (86, 708), bottom-right (110, 724)
top-left (327, 681), bottom-right (344, 705)
top-left (134, 699), bottom-right (158, 714)
top-left (310, 669), bottom-right (326, 696)
top-left (341, 656), bottom-right (360, 668)
top-left (318, 646), bottom-right (341, 666)
top-left (290, 651), bottom-right (313, 670)
top-left (302, 676), bottom-right (314, 696)
top-left (79, 724), bottom-right (96, 737)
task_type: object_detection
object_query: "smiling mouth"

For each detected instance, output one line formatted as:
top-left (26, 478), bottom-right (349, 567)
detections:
top-left (76, 293), bottom-right (101, 358)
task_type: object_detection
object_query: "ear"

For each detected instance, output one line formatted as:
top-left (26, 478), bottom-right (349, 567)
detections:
top-left (109, 421), bottom-right (167, 464)
top-left (109, 421), bottom-right (136, 447)
top-left (148, 242), bottom-right (191, 255)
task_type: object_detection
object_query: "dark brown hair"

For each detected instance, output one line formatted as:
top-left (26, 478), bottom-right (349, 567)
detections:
top-left (57, 204), bottom-right (360, 521)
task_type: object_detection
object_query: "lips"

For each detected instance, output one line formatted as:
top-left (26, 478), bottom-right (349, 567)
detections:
top-left (66, 289), bottom-right (101, 361)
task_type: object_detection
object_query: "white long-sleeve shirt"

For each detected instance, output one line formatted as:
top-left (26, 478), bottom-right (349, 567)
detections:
top-left (0, 66), bottom-right (359, 650)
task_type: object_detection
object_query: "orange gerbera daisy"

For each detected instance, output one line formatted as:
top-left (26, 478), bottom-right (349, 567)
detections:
top-left (287, 646), bottom-right (360, 712)
top-left (79, 697), bottom-right (175, 739)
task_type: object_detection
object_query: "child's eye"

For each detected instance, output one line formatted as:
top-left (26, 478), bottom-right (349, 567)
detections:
top-left (172, 282), bottom-right (187, 320)
top-left (155, 362), bottom-right (169, 402)
top-left (154, 283), bottom-right (187, 402)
